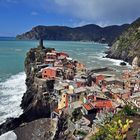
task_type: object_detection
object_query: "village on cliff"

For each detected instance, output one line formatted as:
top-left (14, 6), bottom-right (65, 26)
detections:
top-left (29, 40), bottom-right (140, 139)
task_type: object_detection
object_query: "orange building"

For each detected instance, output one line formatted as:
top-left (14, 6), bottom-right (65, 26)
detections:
top-left (95, 75), bottom-right (105, 85)
top-left (42, 67), bottom-right (57, 79)
top-left (93, 100), bottom-right (113, 109)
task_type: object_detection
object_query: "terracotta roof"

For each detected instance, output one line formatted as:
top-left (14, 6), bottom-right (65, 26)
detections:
top-left (82, 103), bottom-right (94, 111)
top-left (94, 100), bottom-right (113, 108)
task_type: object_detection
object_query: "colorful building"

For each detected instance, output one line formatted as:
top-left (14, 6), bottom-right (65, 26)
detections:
top-left (42, 67), bottom-right (57, 79)
top-left (46, 52), bottom-right (57, 60)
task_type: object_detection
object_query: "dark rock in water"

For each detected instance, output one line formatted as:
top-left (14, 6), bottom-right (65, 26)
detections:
top-left (120, 62), bottom-right (127, 66)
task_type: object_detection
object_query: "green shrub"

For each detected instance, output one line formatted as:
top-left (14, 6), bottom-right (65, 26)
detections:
top-left (123, 105), bottom-right (137, 116)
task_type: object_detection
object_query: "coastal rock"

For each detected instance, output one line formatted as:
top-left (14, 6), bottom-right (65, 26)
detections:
top-left (0, 44), bottom-right (57, 136)
top-left (16, 24), bottom-right (129, 45)
top-left (106, 17), bottom-right (140, 66)
top-left (120, 62), bottom-right (127, 66)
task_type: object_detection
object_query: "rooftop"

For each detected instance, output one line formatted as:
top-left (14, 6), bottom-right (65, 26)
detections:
top-left (83, 103), bottom-right (94, 111)
top-left (74, 87), bottom-right (87, 94)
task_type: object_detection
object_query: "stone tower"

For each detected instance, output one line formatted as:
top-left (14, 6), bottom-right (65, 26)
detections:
top-left (38, 39), bottom-right (45, 49)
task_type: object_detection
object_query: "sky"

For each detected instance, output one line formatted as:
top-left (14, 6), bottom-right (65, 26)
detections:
top-left (0, 0), bottom-right (140, 36)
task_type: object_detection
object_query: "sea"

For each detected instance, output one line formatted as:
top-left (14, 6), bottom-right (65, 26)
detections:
top-left (0, 37), bottom-right (131, 124)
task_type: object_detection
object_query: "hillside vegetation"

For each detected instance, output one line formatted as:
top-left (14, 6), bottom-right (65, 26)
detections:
top-left (16, 24), bottom-right (129, 46)
top-left (106, 18), bottom-right (140, 65)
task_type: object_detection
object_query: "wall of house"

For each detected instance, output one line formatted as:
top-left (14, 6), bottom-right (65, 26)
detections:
top-left (96, 75), bottom-right (105, 85)
top-left (58, 93), bottom-right (67, 109)
top-left (46, 55), bottom-right (56, 59)
top-left (42, 69), bottom-right (56, 79)
top-left (121, 92), bottom-right (130, 99)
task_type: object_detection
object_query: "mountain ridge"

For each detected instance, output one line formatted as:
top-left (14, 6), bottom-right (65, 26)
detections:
top-left (16, 24), bottom-right (129, 46)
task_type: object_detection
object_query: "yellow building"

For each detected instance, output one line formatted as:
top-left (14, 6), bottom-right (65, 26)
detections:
top-left (58, 85), bottom-right (74, 110)
top-left (58, 92), bottom-right (67, 110)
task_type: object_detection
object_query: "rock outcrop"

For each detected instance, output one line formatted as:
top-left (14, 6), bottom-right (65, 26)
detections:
top-left (0, 41), bottom-right (57, 137)
top-left (14, 118), bottom-right (57, 140)
top-left (16, 24), bottom-right (129, 46)
top-left (106, 17), bottom-right (140, 66)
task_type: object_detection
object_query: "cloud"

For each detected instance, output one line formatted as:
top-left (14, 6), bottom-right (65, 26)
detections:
top-left (50, 0), bottom-right (140, 25)
top-left (31, 11), bottom-right (39, 16)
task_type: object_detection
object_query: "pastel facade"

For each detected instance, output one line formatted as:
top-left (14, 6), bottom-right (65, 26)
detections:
top-left (111, 88), bottom-right (131, 100)
top-left (44, 59), bottom-right (55, 66)
top-left (58, 92), bottom-right (68, 109)
top-left (57, 52), bottom-right (69, 58)
top-left (76, 63), bottom-right (85, 72)
top-left (46, 52), bottom-right (57, 60)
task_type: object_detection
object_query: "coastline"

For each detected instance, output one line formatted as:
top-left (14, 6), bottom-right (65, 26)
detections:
top-left (0, 40), bottom-right (139, 140)
top-left (0, 41), bottom-right (132, 125)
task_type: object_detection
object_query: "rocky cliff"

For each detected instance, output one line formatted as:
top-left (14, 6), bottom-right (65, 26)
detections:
top-left (0, 43), bottom-right (58, 137)
top-left (16, 24), bottom-right (129, 46)
top-left (106, 17), bottom-right (140, 65)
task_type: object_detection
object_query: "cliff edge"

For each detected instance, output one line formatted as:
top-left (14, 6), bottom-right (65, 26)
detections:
top-left (106, 17), bottom-right (140, 66)
top-left (0, 41), bottom-right (58, 137)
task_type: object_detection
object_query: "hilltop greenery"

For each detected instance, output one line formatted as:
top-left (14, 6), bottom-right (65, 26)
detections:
top-left (106, 17), bottom-right (140, 65)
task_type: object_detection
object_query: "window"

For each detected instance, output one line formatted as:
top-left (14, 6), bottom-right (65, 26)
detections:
top-left (77, 95), bottom-right (80, 99)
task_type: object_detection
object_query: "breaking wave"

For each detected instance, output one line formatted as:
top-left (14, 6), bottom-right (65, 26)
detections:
top-left (0, 72), bottom-right (26, 124)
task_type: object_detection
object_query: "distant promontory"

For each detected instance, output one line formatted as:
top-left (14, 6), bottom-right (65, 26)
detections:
top-left (16, 24), bottom-right (129, 46)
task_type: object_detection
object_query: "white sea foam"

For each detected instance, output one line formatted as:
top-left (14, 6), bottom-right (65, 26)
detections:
top-left (96, 52), bottom-right (132, 67)
top-left (0, 72), bottom-right (26, 124)
top-left (105, 46), bottom-right (110, 49)
top-left (0, 131), bottom-right (17, 140)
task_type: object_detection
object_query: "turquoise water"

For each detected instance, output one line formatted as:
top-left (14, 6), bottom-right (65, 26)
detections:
top-left (0, 39), bottom-right (130, 124)
top-left (0, 40), bottom-right (130, 81)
